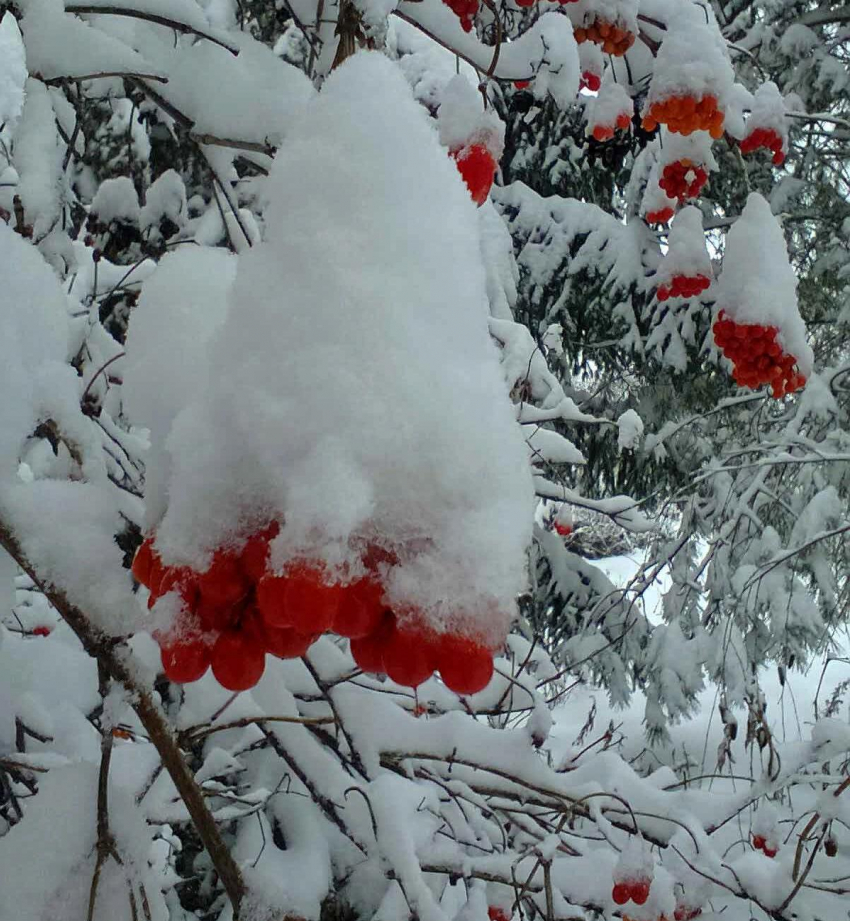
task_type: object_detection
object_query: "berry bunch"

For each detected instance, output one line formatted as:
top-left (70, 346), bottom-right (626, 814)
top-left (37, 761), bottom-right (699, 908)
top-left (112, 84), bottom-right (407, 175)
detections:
top-left (580, 70), bottom-right (601, 92)
top-left (740, 127), bottom-right (785, 165)
top-left (612, 877), bottom-right (651, 906)
top-left (32, 625), bottom-right (51, 637)
top-left (554, 521), bottom-right (572, 537)
top-left (450, 144), bottom-right (498, 206)
top-left (751, 834), bottom-right (778, 858)
top-left (442, 0), bottom-right (479, 32)
top-left (712, 311), bottom-right (807, 397)
top-left (659, 159), bottom-right (708, 203)
top-left (642, 95), bottom-right (724, 138)
top-left (591, 111), bottom-right (631, 142)
top-left (135, 527), bottom-right (497, 695)
top-left (350, 610), bottom-right (494, 693)
top-left (645, 206), bottom-right (675, 226)
top-left (574, 19), bottom-right (635, 56)
top-left (656, 273), bottom-right (711, 301)
top-left (488, 908), bottom-right (510, 921)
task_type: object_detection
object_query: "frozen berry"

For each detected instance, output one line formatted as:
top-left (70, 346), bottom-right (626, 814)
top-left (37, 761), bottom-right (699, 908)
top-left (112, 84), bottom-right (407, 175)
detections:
top-left (199, 550), bottom-right (250, 610)
top-left (333, 578), bottom-right (385, 638)
top-left (264, 624), bottom-right (319, 659)
top-left (752, 834), bottom-right (766, 850)
top-left (612, 882), bottom-right (631, 905)
top-left (132, 538), bottom-right (157, 587)
top-left (450, 144), bottom-right (498, 207)
top-left (240, 521), bottom-right (280, 583)
top-left (284, 561), bottom-right (342, 634)
top-left (630, 879), bottom-right (650, 905)
top-left (350, 612), bottom-right (395, 673)
top-left (32, 625), bottom-right (51, 637)
top-left (382, 620), bottom-right (438, 688)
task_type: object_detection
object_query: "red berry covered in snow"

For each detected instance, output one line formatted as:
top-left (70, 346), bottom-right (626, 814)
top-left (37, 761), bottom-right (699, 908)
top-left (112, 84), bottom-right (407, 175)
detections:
top-left (763, 844), bottom-right (778, 858)
top-left (333, 577), bottom-right (385, 638)
top-left (198, 550), bottom-right (250, 611)
top-left (645, 207), bottom-right (675, 226)
top-left (382, 619), bottom-right (439, 688)
top-left (514, 80), bottom-right (530, 90)
top-left (488, 909), bottom-right (510, 921)
top-left (239, 521), bottom-right (279, 583)
top-left (554, 522), bottom-right (572, 537)
top-left (442, 0), bottom-right (479, 31)
top-left (674, 907), bottom-right (702, 921)
top-left (752, 833), bottom-right (766, 850)
top-left (132, 537), bottom-right (157, 586)
top-left (580, 71), bottom-right (601, 92)
top-left (450, 144), bottom-right (498, 207)
top-left (31, 625), bottom-right (51, 637)
top-left (740, 127), bottom-right (785, 165)
top-left (284, 561), bottom-right (342, 634)
top-left (630, 878), bottom-right (650, 905)
top-left (656, 273), bottom-right (711, 301)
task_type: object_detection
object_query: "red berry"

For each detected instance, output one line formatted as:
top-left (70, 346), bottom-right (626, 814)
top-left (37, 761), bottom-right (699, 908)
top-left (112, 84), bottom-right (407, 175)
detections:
top-left (284, 562), bottom-right (342, 634)
top-left (333, 578), bottom-right (385, 638)
top-left (263, 624), bottom-right (319, 659)
top-left (488, 909), bottom-right (510, 921)
top-left (160, 634), bottom-right (210, 683)
top-left (554, 522), bottom-right (572, 537)
top-left (240, 521), bottom-right (279, 583)
top-left (438, 633), bottom-right (494, 695)
top-left (752, 834), bottom-right (766, 850)
top-left (256, 574), bottom-right (291, 628)
top-left (132, 537), bottom-right (157, 587)
top-left (210, 630), bottom-right (266, 691)
top-left (350, 612), bottom-right (395, 673)
top-left (450, 144), bottom-right (497, 207)
top-left (32, 625), bottom-right (51, 637)
top-left (514, 80), bottom-right (530, 89)
top-left (612, 882), bottom-right (631, 905)
top-left (630, 879), bottom-right (650, 905)
top-left (150, 566), bottom-right (197, 611)
top-left (382, 619), bottom-right (438, 688)
top-left (763, 845), bottom-right (777, 858)
top-left (199, 550), bottom-right (250, 610)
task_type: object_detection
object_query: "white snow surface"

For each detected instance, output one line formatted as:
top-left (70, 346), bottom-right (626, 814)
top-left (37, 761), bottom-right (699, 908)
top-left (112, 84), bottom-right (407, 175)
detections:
top-left (656, 206), bottom-right (712, 282)
top-left (716, 193), bottom-right (814, 375)
top-left (91, 176), bottom-right (141, 224)
top-left (0, 14), bottom-right (27, 128)
top-left (134, 52), bottom-right (535, 644)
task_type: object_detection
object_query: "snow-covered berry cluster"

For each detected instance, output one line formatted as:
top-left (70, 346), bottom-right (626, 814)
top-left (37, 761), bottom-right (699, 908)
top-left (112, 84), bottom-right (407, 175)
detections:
top-left (137, 525), bottom-right (498, 695)
top-left (740, 127), bottom-right (785, 165)
top-left (712, 311), bottom-right (807, 398)
top-left (751, 833), bottom-right (778, 858)
top-left (645, 205), bottom-right (675, 225)
top-left (642, 95), bottom-right (724, 138)
top-left (657, 273), bottom-right (710, 301)
top-left (574, 19), bottom-right (635, 56)
top-left (612, 876), bottom-right (651, 906)
top-left (591, 111), bottom-right (631, 141)
top-left (659, 159), bottom-right (709, 203)
top-left (580, 70), bottom-right (601, 92)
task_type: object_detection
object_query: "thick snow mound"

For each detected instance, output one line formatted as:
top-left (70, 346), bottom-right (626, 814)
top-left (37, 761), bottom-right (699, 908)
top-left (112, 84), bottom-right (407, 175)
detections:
top-left (140, 52), bottom-right (534, 644)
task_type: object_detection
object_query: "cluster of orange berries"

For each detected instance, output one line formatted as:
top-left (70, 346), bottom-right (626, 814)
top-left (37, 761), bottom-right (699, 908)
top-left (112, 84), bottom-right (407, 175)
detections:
top-left (642, 94), bottom-right (724, 138)
top-left (450, 144), bottom-right (498, 206)
top-left (656, 273), bottom-right (711, 301)
top-left (712, 311), bottom-right (807, 398)
top-left (591, 111), bottom-right (632, 142)
top-left (134, 526), bottom-right (496, 695)
top-left (575, 19), bottom-right (635, 56)
top-left (740, 127), bottom-right (785, 165)
top-left (659, 159), bottom-right (709, 203)
top-left (443, 0), bottom-right (478, 32)
top-left (645, 206), bottom-right (675, 225)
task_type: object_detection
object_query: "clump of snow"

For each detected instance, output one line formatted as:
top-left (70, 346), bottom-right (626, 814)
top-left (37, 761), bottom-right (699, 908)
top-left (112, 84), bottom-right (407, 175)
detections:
top-left (617, 409), bottom-right (644, 451)
top-left (715, 193), bottom-right (813, 376)
top-left (0, 14), bottom-right (26, 129)
top-left (658, 128), bottom-right (718, 173)
top-left (655, 206), bottom-right (711, 281)
top-left (585, 72), bottom-right (632, 133)
top-left (745, 80), bottom-right (788, 142)
top-left (90, 176), bottom-right (140, 225)
top-left (136, 52), bottom-right (535, 645)
top-left (437, 75), bottom-right (504, 158)
top-left (124, 246), bottom-right (236, 526)
top-left (566, 0), bottom-right (638, 35)
top-left (139, 169), bottom-right (187, 231)
top-left (644, 3), bottom-right (734, 108)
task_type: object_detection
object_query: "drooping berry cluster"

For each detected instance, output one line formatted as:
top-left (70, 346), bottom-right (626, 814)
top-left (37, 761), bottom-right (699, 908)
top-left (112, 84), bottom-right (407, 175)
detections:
top-left (442, 0), bottom-right (479, 32)
top-left (712, 311), bottom-right (807, 398)
top-left (642, 95), bottom-right (724, 138)
top-left (450, 144), bottom-right (498, 207)
top-left (659, 159), bottom-right (709, 203)
top-left (574, 19), bottom-right (635, 56)
top-left (135, 527), bottom-right (497, 696)
top-left (740, 127), bottom-right (785, 165)
top-left (751, 833), bottom-right (778, 858)
top-left (656, 273), bottom-right (711, 301)
top-left (645, 206), bottom-right (675, 226)
top-left (580, 70), bottom-right (601, 92)
top-left (612, 876), bottom-right (651, 906)
top-left (591, 111), bottom-right (631, 142)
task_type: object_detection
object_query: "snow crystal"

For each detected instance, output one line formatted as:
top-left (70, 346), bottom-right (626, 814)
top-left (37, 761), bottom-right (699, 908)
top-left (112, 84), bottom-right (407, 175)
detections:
top-left (715, 193), bottom-right (814, 375)
top-left (142, 52), bottom-right (534, 644)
